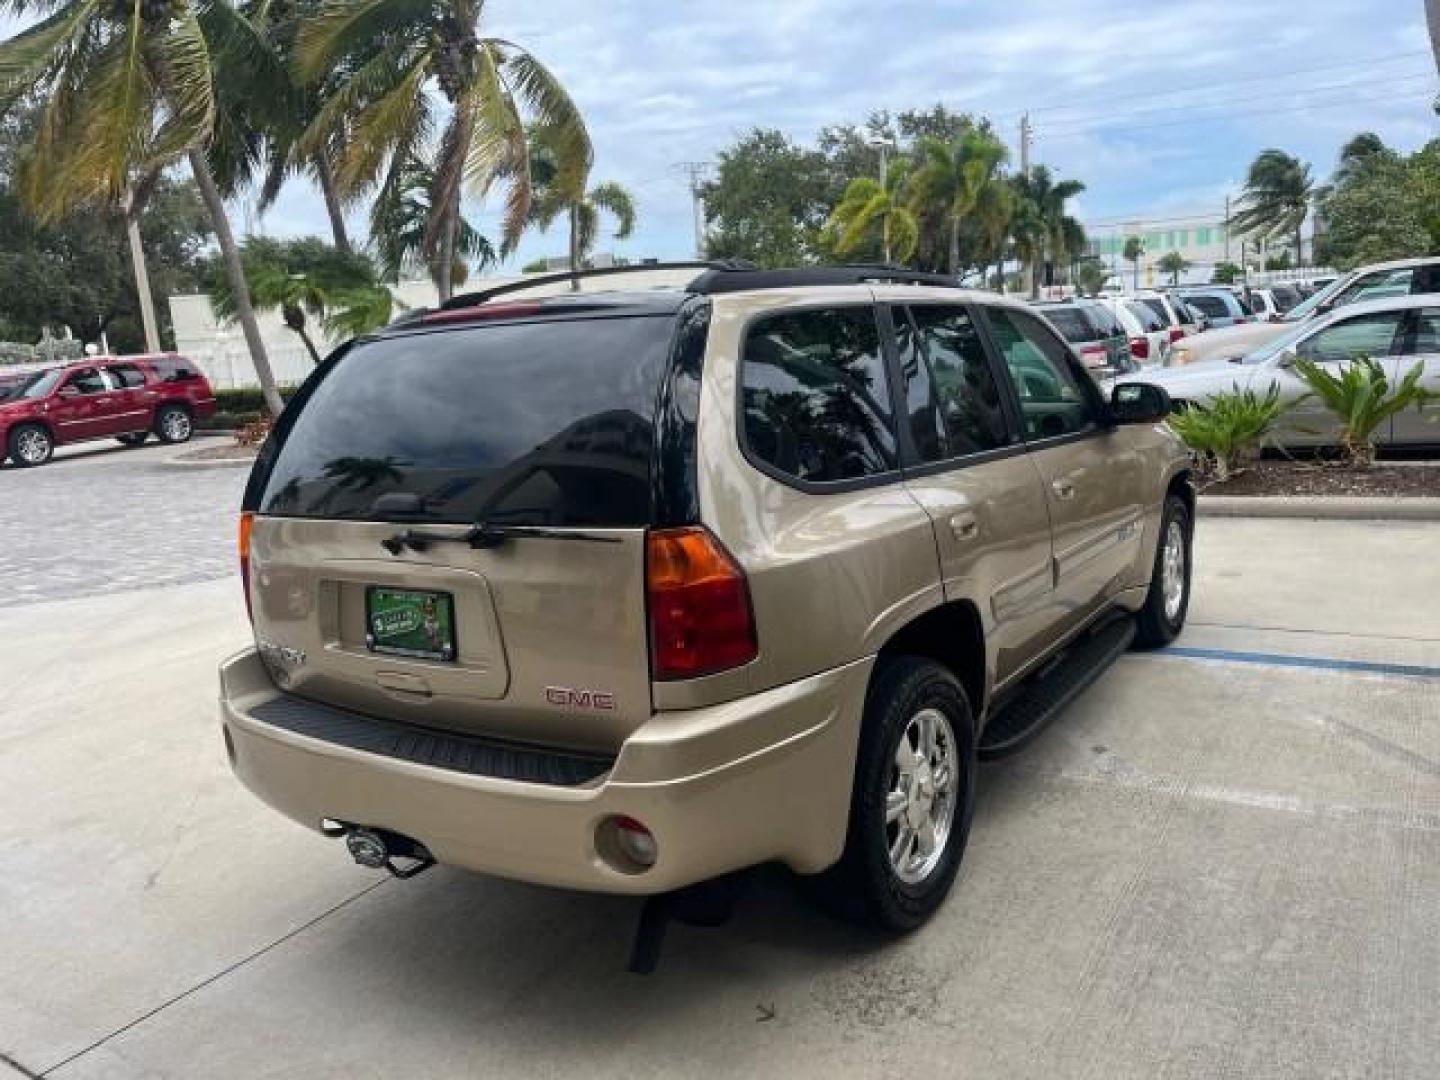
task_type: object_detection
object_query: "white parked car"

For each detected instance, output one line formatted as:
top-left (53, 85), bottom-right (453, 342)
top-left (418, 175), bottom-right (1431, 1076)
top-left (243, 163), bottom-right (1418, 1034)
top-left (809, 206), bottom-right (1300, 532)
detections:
top-left (1120, 294), bottom-right (1440, 449)
top-left (1097, 296), bottom-right (1170, 367)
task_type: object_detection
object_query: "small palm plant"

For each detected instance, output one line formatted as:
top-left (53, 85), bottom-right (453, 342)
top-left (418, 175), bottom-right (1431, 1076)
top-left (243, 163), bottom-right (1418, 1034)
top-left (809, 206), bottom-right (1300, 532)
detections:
top-left (1166, 383), bottom-right (1290, 481)
top-left (1290, 356), bottom-right (1431, 466)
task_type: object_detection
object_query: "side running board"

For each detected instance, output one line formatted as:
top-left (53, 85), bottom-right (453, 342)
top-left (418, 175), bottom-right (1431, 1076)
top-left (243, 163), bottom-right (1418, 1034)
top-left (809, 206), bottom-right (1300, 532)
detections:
top-left (978, 616), bottom-right (1136, 760)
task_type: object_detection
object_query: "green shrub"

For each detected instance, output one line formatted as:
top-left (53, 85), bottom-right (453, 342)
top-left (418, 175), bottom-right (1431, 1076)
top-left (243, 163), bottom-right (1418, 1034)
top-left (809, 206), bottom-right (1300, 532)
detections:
top-left (1290, 355), bottom-right (1431, 466)
top-left (213, 387), bottom-right (298, 415)
top-left (1166, 382), bottom-right (1290, 481)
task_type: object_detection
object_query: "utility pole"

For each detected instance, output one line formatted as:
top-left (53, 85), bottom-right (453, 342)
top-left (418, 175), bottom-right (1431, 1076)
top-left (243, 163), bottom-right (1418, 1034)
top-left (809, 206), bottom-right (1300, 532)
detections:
top-left (1019, 113), bottom-right (1033, 295)
top-left (1223, 194), bottom-right (1231, 263)
top-left (867, 135), bottom-right (895, 263)
top-left (677, 162), bottom-right (710, 260)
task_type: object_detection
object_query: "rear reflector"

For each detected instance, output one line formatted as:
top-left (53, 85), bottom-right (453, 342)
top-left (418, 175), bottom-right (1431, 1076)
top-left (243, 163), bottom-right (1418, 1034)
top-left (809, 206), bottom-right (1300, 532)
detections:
top-left (647, 527), bottom-right (757, 680)
top-left (238, 511), bottom-right (254, 623)
top-left (1129, 337), bottom-right (1150, 361)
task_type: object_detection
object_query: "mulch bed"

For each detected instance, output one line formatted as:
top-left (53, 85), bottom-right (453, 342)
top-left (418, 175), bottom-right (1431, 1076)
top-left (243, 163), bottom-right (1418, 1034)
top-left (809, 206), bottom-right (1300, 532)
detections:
top-left (1206, 461), bottom-right (1440, 497)
top-left (175, 443), bottom-right (260, 462)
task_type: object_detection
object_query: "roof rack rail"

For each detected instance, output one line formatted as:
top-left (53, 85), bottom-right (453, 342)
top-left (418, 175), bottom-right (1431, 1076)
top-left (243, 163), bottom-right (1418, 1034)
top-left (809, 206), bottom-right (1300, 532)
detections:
top-left (439, 260), bottom-right (756, 310)
top-left (685, 264), bottom-right (961, 295)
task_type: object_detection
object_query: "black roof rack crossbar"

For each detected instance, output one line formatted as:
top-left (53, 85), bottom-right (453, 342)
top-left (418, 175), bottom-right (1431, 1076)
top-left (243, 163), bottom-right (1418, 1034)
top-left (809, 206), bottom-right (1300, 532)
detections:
top-left (439, 260), bottom-right (756, 310)
top-left (685, 264), bottom-right (961, 295)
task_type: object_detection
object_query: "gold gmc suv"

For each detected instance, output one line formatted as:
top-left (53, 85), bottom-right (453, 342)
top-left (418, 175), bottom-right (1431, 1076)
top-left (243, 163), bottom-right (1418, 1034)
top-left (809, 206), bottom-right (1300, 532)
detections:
top-left (221, 264), bottom-right (1193, 935)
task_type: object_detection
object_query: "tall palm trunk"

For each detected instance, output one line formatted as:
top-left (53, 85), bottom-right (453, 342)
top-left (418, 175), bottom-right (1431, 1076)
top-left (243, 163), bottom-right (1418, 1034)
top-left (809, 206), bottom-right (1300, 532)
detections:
top-left (568, 202), bottom-right (582, 290)
top-left (124, 203), bottom-right (161, 353)
top-left (314, 155), bottom-right (352, 255)
top-left (947, 215), bottom-right (961, 278)
top-left (1294, 224), bottom-right (1303, 268)
top-left (435, 187), bottom-right (459, 303)
top-left (189, 147), bottom-right (283, 417)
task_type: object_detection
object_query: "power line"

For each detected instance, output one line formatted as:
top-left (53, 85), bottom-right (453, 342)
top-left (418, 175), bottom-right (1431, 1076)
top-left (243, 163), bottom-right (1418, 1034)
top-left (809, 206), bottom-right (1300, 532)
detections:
top-left (989, 49), bottom-right (1432, 122)
top-left (1040, 88), bottom-right (1436, 141)
top-left (1027, 69), bottom-right (1436, 133)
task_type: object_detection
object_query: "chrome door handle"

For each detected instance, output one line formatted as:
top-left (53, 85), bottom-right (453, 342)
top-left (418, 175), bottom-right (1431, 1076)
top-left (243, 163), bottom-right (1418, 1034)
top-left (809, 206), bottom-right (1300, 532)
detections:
top-left (1051, 479), bottom-right (1076, 500)
top-left (949, 512), bottom-right (979, 541)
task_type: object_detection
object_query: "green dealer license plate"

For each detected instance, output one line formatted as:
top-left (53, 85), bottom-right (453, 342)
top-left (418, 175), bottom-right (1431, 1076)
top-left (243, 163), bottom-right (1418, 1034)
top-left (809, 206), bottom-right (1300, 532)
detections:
top-left (365, 587), bottom-right (457, 661)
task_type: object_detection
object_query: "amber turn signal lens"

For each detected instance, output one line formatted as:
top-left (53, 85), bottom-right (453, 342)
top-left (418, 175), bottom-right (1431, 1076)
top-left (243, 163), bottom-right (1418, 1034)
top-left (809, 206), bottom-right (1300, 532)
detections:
top-left (646, 527), bottom-right (757, 680)
top-left (239, 512), bottom-right (254, 622)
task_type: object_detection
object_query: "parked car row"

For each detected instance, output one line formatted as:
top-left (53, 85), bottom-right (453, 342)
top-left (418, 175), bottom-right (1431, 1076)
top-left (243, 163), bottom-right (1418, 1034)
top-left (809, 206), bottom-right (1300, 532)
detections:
top-left (1119, 289), bottom-right (1440, 451)
top-left (0, 353), bottom-right (216, 467)
top-left (1168, 257), bottom-right (1440, 367)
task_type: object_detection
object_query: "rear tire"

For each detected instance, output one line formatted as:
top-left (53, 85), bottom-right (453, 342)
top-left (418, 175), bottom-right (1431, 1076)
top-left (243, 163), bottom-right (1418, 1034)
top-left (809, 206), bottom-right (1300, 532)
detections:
top-left (116, 432), bottom-right (148, 447)
top-left (817, 657), bottom-right (977, 931)
top-left (7, 423), bottom-right (53, 467)
top-left (1134, 494), bottom-right (1192, 648)
top-left (154, 404), bottom-right (193, 444)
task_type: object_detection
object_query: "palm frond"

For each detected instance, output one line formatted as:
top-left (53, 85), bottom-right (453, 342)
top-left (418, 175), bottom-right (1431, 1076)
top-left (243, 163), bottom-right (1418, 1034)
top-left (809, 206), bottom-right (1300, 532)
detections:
top-left (0, 0), bottom-right (95, 111)
top-left (293, 0), bottom-right (415, 83)
top-left (466, 41), bottom-right (530, 254)
top-left (330, 47), bottom-right (430, 197)
top-left (146, 4), bottom-right (216, 166)
top-left (494, 42), bottom-right (590, 197)
top-left (587, 181), bottom-right (635, 239)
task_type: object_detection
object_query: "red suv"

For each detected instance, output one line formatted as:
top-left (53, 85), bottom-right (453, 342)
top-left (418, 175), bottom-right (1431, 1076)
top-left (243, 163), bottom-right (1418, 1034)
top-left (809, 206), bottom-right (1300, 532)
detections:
top-left (0, 353), bottom-right (217, 467)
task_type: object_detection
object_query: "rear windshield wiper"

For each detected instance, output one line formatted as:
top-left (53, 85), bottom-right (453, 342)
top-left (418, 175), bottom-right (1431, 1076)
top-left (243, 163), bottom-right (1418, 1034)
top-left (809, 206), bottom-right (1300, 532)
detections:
top-left (381, 523), bottom-right (621, 555)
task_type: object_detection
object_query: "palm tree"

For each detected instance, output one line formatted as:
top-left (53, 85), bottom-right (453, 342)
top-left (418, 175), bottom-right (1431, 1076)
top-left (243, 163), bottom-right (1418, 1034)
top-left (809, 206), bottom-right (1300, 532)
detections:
top-left (1011, 166), bottom-right (1085, 298)
top-left (209, 237), bottom-right (395, 363)
top-left (295, 0), bottom-right (591, 302)
top-left (0, 0), bottom-right (285, 414)
top-left (1123, 236), bottom-right (1145, 290)
top-left (906, 129), bottom-right (1009, 276)
top-left (824, 176), bottom-right (919, 264)
top-left (370, 156), bottom-right (496, 287)
top-left (1231, 149), bottom-right (1314, 267)
top-left (1157, 251), bottom-right (1190, 286)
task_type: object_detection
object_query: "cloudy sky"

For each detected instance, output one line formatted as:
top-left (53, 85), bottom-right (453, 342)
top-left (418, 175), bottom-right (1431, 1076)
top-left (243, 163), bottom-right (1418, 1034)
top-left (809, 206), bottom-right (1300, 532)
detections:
top-left (246, 0), bottom-right (1439, 264)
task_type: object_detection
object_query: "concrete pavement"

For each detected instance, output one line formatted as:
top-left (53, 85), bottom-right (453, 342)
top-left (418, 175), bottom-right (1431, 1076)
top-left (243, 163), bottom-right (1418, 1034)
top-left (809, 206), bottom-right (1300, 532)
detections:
top-left (1, 519), bottom-right (1437, 1078)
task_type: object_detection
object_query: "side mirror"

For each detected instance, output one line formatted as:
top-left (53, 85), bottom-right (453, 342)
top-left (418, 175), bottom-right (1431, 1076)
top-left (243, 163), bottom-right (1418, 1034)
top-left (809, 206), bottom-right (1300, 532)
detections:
top-left (1110, 382), bottom-right (1172, 424)
top-left (1274, 348), bottom-right (1298, 369)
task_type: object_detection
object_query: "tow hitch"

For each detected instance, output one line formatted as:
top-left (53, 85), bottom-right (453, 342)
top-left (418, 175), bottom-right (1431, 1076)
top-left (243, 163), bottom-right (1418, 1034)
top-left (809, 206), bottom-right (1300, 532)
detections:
top-left (323, 821), bottom-right (436, 880)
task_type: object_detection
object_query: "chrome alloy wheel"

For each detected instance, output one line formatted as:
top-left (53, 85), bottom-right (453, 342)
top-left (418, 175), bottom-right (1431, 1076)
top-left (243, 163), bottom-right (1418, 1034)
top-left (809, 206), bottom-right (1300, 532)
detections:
top-left (1162, 519), bottom-right (1186, 621)
top-left (162, 409), bottom-right (192, 441)
top-left (885, 706), bottom-right (958, 885)
top-left (15, 428), bottom-right (49, 464)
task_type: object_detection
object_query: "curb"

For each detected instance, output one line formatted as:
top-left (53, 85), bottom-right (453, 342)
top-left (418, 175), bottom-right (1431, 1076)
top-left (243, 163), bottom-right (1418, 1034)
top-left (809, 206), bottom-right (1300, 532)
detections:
top-left (1199, 496), bottom-right (1440, 521)
top-left (162, 451), bottom-right (258, 470)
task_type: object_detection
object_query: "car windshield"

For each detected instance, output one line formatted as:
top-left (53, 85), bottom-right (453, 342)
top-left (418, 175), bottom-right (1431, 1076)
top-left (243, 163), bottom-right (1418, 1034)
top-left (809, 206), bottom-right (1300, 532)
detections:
top-left (1246, 317), bottom-right (1329, 365)
top-left (13, 368), bottom-right (63, 399)
top-left (1283, 272), bottom-right (1354, 322)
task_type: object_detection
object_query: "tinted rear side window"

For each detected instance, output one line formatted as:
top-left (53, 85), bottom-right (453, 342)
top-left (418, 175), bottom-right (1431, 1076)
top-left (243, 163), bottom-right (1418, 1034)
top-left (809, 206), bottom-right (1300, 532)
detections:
top-left (1186, 294), bottom-right (1231, 319)
top-left (151, 358), bottom-right (200, 382)
top-left (1038, 307), bottom-right (1097, 342)
top-left (1139, 297), bottom-right (1172, 325)
top-left (741, 306), bottom-right (897, 483)
top-left (256, 315), bottom-right (676, 526)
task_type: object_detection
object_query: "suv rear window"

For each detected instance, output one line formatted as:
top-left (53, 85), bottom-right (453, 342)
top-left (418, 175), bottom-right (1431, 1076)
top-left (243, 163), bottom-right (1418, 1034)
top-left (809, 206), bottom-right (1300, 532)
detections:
top-left (150, 357), bottom-right (201, 382)
top-left (254, 315), bottom-right (678, 526)
top-left (1185, 294), bottom-right (1232, 319)
top-left (1037, 306), bottom-right (1099, 343)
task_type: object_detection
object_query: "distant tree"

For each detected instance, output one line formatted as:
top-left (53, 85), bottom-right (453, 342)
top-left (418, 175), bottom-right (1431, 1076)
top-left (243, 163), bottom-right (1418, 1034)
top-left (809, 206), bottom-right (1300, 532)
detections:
top-left (206, 238), bottom-right (392, 361)
top-left (702, 129), bottom-right (836, 266)
top-left (1316, 135), bottom-right (1440, 269)
top-left (1231, 149), bottom-right (1314, 266)
top-left (1074, 257), bottom-right (1108, 297)
top-left (1211, 261), bottom-right (1242, 284)
top-left (521, 257), bottom-right (549, 273)
top-left (1123, 236), bottom-right (1145, 289)
top-left (1262, 252), bottom-right (1292, 272)
top-left (906, 129), bottom-right (1010, 275)
top-left (1157, 251), bottom-right (1191, 285)
top-left (369, 157), bottom-right (496, 288)
top-left (1011, 165), bottom-right (1084, 297)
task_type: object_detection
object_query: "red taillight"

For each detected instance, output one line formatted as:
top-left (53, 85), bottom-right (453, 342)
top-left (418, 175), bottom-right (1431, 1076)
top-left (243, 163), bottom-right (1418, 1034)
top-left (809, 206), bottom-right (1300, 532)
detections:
top-left (239, 512), bottom-right (254, 623)
top-left (646, 526), bottom-right (757, 680)
top-left (1168, 327), bottom-right (1186, 344)
top-left (1079, 343), bottom-right (1108, 367)
top-left (1129, 337), bottom-right (1150, 361)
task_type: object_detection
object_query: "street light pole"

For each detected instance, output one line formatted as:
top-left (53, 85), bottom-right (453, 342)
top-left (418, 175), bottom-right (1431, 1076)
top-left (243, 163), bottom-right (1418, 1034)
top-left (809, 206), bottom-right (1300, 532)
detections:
top-left (867, 136), bottom-right (894, 264)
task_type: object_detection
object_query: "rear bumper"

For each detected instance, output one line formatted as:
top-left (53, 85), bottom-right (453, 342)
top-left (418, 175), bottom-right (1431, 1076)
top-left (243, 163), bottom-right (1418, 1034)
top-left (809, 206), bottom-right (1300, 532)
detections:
top-left (220, 649), bottom-right (871, 894)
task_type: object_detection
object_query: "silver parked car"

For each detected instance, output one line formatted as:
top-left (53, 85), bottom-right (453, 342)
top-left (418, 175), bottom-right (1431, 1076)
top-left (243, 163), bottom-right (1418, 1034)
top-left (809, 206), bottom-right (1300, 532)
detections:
top-left (1170, 257), bottom-right (1440, 366)
top-left (1120, 294), bottom-right (1440, 449)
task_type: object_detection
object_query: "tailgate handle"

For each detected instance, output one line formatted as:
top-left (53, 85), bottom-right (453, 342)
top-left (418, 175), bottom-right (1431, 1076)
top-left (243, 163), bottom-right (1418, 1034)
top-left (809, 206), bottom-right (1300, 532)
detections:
top-left (382, 524), bottom-right (621, 555)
